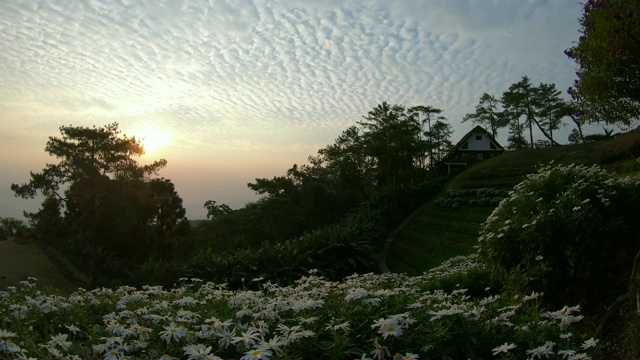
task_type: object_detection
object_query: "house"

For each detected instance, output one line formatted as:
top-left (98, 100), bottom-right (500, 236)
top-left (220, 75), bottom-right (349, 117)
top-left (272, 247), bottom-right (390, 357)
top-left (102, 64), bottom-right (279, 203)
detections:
top-left (443, 125), bottom-right (504, 173)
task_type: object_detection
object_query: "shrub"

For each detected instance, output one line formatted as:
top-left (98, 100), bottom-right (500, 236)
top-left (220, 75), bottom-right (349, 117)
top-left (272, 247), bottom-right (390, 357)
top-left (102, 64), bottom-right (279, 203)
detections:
top-left (180, 204), bottom-right (385, 289)
top-left (592, 126), bottom-right (640, 164)
top-left (414, 254), bottom-right (501, 297)
top-left (434, 188), bottom-right (508, 208)
top-left (477, 162), bottom-right (640, 309)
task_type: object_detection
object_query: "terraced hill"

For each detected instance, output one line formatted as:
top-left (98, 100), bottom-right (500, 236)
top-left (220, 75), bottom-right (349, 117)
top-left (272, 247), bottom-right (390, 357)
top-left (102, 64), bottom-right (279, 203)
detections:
top-left (385, 127), bottom-right (640, 275)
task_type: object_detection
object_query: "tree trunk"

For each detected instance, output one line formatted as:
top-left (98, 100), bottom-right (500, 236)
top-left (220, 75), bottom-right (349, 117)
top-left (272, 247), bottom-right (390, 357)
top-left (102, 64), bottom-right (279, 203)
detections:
top-left (531, 116), bottom-right (562, 146)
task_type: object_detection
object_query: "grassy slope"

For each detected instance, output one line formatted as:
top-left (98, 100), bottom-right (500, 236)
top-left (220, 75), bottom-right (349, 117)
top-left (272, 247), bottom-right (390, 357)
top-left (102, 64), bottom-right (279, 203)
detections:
top-left (0, 238), bottom-right (89, 295)
top-left (386, 128), bottom-right (640, 275)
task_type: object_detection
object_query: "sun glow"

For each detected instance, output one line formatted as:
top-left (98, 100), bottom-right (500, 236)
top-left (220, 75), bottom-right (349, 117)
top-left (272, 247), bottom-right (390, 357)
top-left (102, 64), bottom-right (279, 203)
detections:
top-left (133, 127), bottom-right (172, 155)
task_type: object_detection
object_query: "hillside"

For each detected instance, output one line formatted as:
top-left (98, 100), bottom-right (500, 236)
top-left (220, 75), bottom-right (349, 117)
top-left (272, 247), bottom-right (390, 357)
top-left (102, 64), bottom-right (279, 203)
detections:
top-left (386, 127), bottom-right (640, 275)
top-left (0, 238), bottom-right (89, 295)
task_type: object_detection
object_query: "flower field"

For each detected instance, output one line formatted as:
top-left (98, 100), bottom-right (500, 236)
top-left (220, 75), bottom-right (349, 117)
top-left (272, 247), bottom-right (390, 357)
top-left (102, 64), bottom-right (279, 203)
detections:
top-left (1, 255), bottom-right (597, 360)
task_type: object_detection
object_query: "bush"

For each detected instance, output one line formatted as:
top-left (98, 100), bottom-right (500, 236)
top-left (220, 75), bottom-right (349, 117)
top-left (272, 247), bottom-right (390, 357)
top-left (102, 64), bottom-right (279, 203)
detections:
top-left (434, 188), bottom-right (508, 208)
top-left (592, 126), bottom-right (640, 164)
top-left (180, 204), bottom-right (385, 289)
top-left (477, 162), bottom-right (640, 309)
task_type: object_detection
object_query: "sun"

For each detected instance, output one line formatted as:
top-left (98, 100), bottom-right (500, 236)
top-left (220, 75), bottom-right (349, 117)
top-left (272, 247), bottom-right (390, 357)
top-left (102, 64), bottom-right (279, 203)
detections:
top-left (133, 127), bottom-right (172, 155)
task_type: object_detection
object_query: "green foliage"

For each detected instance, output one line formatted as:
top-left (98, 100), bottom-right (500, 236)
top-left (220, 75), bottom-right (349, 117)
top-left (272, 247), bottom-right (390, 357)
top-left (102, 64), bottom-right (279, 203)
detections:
top-left (0, 217), bottom-right (27, 237)
top-left (434, 188), bottom-right (508, 208)
top-left (568, 128), bottom-right (584, 144)
top-left (23, 196), bottom-right (66, 245)
top-left (591, 126), bottom-right (640, 164)
top-left (203, 200), bottom-right (232, 220)
top-left (477, 162), bottom-right (640, 309)
top-left (425, 118), bottom-right (453, 165)
top-left (502, 76), bottom-right (567, 148)
top-left (357, 102), bottom-right (425, 190)
top-left (413, 254), bottom-right (500, 297)
top-left (180, 204), bottom-right (385, 289)
top-left (463, 93), bottom-right (507, 138)
top-left (410, 105), bottom-right (446, 168)
top-left (231, 102), bottom-right (450, 249)
top-left (11, 123), bottom-right (188, 287)
top-left (566, 0), bottom-right (640, 124)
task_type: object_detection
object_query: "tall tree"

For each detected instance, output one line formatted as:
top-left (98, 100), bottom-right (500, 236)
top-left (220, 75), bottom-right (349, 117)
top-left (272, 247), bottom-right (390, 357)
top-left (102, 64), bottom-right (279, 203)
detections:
top-left (146, 178), bottom-right (189, 258)
top-left (238, 102), bottom-right (438, 246)
top-left (462, 93), bottom-right (506, 138)
top-left (564, 101), bottom-right (587, 143)
top-left (426, 117), bottom-right (453, 164)
top-left (502, 76), bottom-right (537, 147)
top-left (502, 76), bottom-right (563, 147)
top-left (565, 0), bottom-right (640, 125)
top-left (0, 217), bottom-right (27, 237)
top-left (11, 123), bottom-right (173, 287)
top-left (504, 109), bottom-right (528, 150)
top-left (501, 87), bottom-right (527, 150)
top-left (410, 105), bottom-right (444, 168)
top-left (317, 126), bottom-right (375, 195)
top-left (536, 83), bottom-right (566, 144)
top-left (357, 102), bottom-right (422, 190)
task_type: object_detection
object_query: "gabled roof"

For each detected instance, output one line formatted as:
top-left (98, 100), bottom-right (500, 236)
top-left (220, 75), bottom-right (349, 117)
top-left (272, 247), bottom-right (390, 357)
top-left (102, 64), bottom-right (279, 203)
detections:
top-left (445, 125), bottom-right (504, 159)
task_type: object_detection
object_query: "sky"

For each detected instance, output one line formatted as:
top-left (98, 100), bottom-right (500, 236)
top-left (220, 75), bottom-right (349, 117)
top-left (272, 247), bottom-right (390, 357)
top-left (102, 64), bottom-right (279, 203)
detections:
top-left (0, 0), bottom-right (597, 220)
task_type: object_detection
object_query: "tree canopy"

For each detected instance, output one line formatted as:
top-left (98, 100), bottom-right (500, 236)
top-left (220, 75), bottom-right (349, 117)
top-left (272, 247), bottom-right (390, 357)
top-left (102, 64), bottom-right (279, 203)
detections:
top-left (11, 123), bottom-right (187, 287)
top-left (462, 93), bottom-right (506, 138)
top-left (235, 102), bottom-right (453, 246)
top-left (565, 0), bottom-right (640, 125)
top-left (465, 77), bottom-right (577, 149)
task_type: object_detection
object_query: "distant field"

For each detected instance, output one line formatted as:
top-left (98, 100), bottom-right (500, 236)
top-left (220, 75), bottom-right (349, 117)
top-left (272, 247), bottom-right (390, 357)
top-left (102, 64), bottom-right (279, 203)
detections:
top-left (0, 238), bottom-right (85, 295)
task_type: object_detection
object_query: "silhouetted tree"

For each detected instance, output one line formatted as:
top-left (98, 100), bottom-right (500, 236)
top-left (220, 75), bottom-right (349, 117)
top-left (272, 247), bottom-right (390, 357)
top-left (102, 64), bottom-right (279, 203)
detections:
top-left (358, 102), bottom-right (423, 190)
top-left (410, 105), bottom-right (444, 168)
top-left (0, 217), bottom-right (27, 237)
top-left (24, 196), bottom-right (65, 244)
top-left (463, 93), bottom-right (506, 138)
top-left (426, 117), bottom-right (453, 164)
top-left (537, 82), bottom-right (566, 144)
top-left (565, 0), bottom-right (640, 124)
top-left (502, 76), bottom-right (565, 148)
top-left (11, 123), bottom-right (184, 287)
top-left (204, 200), bottom-right (233, 220)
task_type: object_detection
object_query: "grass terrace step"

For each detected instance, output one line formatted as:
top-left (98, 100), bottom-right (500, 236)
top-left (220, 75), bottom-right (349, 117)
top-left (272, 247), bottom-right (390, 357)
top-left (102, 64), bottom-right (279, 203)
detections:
top-left (385, 130), bottom-right (640, 277)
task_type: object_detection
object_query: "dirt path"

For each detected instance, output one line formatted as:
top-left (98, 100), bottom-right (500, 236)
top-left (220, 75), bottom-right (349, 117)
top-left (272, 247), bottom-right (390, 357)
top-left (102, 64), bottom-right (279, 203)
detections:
top-left (0, 239), bottom-right (80, 295)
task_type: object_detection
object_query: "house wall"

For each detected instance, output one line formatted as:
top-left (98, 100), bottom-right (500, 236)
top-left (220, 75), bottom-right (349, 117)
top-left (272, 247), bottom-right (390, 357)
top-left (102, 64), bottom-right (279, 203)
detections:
top-left (467, 132), bottom-right (496, 150)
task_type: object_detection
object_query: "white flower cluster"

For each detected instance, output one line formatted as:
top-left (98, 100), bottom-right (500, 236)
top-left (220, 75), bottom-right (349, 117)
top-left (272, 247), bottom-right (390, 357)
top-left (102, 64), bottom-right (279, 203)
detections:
top-left (0, 270), bottom-right (598, 360)
top-left (477, 162), bottom-right (640, 255)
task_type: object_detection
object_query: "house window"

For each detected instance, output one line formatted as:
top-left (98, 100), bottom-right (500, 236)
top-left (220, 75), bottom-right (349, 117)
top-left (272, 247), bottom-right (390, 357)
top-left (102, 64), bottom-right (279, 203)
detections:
top-left (475, 135), bottom-right (482, 140)
top-left (461, 142), bottom-right (468, 149)
top-left (476, 153), bottom-right (484, 160)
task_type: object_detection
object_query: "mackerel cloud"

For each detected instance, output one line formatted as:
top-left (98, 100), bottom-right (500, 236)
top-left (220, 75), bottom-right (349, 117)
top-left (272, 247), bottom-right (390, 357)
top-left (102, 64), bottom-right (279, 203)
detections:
top-left (0, 0), bottom-right (582, 150)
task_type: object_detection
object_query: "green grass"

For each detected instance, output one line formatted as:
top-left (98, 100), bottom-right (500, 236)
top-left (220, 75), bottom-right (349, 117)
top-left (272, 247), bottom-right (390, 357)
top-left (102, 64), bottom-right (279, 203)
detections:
top-left (386, 202), bottom-right (491, 275)
top-left (0, 238), bottom-right (87, 295)
top-left (387, 128), bottom-right (640, 276)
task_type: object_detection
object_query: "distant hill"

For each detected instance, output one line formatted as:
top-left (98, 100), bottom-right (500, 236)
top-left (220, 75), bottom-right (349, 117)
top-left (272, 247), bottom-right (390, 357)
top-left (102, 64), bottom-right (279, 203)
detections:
top-left (386, 126), bottom-right (640, 275)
